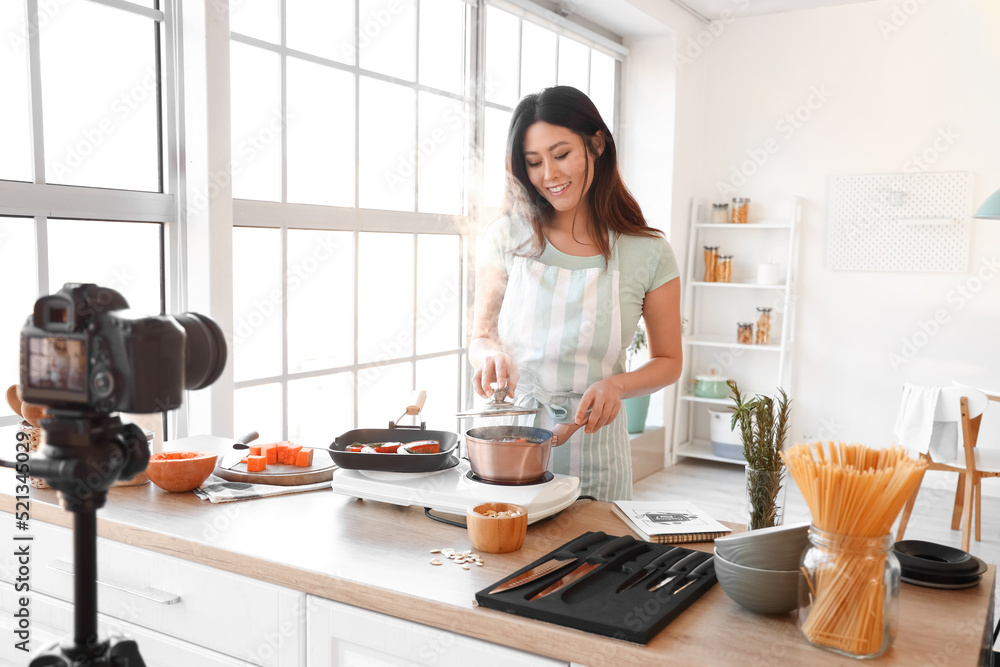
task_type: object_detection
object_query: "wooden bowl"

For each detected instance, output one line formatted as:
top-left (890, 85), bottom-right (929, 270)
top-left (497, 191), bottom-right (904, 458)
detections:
top-left (466, 502), bottom-right (528, 554)
top-left (146, 451), bottom-right (218, 492)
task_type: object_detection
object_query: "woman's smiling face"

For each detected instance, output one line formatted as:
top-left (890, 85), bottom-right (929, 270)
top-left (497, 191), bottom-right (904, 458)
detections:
top-left (522, 121), bottom-right (596, 217)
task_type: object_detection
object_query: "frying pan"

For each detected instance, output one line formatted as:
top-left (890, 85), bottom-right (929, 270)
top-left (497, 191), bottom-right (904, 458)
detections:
top-left (329, 390), bottom-right (460, 473)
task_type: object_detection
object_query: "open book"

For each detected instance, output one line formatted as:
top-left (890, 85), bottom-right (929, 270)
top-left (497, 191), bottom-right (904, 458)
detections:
top-left (611, 500), bottom-right (732, 544)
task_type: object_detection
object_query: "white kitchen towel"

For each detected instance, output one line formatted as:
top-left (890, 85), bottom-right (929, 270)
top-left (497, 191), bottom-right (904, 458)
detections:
top-left (193, 475), bottom-right (331, 503)
top-left (893, 384), bottom-right (958, 462)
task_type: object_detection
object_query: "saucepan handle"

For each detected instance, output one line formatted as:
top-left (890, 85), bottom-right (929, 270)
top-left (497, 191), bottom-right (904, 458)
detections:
top-left (550, 422), bottom-right (583, 447)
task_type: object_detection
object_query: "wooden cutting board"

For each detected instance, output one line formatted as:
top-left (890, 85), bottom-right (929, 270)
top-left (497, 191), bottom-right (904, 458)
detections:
top-left (214, 448), bottom-right (336, 486)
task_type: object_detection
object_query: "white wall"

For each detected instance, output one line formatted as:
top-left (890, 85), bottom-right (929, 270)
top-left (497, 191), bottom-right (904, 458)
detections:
top-left (665, 0), bottom-right (1000, 447)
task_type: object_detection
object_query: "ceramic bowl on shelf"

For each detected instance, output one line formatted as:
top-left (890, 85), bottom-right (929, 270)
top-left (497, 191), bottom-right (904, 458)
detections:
top-left (694, 374), bottom-right (730, 399)
top-left (713, 547), bottom-right (798, 614)
top-left (714, 522), bottom-right (810, 571)
top-left (466, 502), bottom-right (528, 553)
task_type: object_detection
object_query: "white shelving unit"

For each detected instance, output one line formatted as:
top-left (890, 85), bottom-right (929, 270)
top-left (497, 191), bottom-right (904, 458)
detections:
top-left (671, 197), bottom-right (801, 465)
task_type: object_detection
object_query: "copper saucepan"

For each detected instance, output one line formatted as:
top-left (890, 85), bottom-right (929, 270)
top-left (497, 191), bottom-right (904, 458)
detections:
top-left (465, 422), bottom-right (584, 484)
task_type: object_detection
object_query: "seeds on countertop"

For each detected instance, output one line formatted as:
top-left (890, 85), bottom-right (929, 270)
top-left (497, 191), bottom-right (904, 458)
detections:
top-left (429, 548), bottom-right (485, 568)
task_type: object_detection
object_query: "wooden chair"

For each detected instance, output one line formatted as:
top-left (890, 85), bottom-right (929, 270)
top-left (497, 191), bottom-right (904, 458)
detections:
top-left (896, 387), bottom-right (997, 552)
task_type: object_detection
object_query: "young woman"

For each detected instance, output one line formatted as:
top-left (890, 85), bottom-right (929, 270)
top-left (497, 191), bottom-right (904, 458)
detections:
top-left (470, 86), bottom-right (683, 501)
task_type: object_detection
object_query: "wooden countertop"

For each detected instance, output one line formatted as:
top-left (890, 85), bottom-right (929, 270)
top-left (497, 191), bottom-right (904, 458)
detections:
top-left (0, 469), bottom-right (993, 666)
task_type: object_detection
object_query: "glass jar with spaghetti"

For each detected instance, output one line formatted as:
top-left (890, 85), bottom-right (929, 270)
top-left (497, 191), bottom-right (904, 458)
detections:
top-left (703, 246), bottom-right (718, 282)
top-left (715, 255), bottom-right (733, 283)
top-left (755, 307), bottom-right (772, 344)
top-left (731, 197), bottom-right (750, 224)
top-left (798, 527), bottom-right (901, 659)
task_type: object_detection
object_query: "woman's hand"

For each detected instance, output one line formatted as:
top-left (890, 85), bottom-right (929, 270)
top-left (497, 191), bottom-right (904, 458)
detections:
top-left (573, 376), bottom-right (626, 435)
top-left (472, 351), bottom-right (520, 399)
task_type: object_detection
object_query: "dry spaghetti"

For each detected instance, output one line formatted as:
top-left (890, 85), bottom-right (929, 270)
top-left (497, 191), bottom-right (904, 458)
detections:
top-left (781, 441), bottom-right (927, 657)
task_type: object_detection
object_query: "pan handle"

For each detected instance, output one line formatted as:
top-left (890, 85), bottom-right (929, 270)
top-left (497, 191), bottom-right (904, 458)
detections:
top-left (550, 422), bottom-right (583, 447)
top-left (405, 390), bottom-right (427, 415)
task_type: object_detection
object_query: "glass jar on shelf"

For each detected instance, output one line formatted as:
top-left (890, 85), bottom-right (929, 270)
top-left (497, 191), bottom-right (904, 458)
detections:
top-left (710, 202), bottom-right (729, 224)
top-left (715, 255), bottom-right (733, 283)
top-left (755, 307), bottom-right (772, 344)
top-left (703, 246), bottom-right (718, 282)
top-left (798, 527), bottom-right (900, 659)
top-left (731, 197), bottom-right (750, 224)
top-left (736, 322), bottom-right (754, 345)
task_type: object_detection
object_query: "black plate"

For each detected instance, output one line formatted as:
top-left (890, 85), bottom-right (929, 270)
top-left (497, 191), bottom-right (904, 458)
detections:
top-left (329, 427), bottom-right (460, 472)
top-left (894, 540), bottom-right (981, 575)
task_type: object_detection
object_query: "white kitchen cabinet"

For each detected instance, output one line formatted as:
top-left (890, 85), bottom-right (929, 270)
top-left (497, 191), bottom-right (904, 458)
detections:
top-left (0, 514), bottom-right (305, 667)
top-left (305, 595), bottom-right (568, 667)
top-left (671, 196), bottom-right (801, 464)
top-left (0, 587), bottom-right (253, 666)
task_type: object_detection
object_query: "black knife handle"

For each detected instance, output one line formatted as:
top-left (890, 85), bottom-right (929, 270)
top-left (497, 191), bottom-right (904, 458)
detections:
top-left (586, 535), bottom-right (636, 564)
top-left (644, 547), bottom-right (683, 571)
top-left (553, 531), bottom-right (607, 559)
top-left (666, 550), bottom-right (704, 573)
top-left (686, 555), bottom-right (715, 578)
top-left (602, 543), bottom-right (651, 571)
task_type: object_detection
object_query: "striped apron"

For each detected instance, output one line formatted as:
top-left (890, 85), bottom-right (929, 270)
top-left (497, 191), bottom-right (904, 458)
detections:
top-left (496, 241), bottom-right (632, 501)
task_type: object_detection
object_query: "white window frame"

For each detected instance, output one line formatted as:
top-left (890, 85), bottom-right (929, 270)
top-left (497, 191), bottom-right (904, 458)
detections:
top-left (221, 0), bottom-right (628, 439)
top-left (0, 0), bottom-right (178, 433)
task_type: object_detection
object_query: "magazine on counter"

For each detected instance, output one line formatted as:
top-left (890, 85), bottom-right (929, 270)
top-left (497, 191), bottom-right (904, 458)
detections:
top-left (611, 500), bottom-right (732, 544)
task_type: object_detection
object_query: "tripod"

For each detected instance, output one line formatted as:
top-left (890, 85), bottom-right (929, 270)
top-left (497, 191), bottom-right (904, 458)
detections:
top-left (17, 410), bottom-right (150, 666)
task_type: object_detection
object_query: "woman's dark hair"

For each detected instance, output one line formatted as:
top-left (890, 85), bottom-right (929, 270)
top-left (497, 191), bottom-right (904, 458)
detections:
top-left (502, 85), bottom-right (661, 261)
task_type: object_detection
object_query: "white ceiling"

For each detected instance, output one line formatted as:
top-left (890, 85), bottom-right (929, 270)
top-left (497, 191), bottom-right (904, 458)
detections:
top-left (565, 0), bottom-right (881, 38)
top-left (671, 0), bottom-right (879, 21)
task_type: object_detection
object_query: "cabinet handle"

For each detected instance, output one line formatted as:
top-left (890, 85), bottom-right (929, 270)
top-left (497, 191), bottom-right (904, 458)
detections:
top-left (47, 560), bottom-right (182, 605)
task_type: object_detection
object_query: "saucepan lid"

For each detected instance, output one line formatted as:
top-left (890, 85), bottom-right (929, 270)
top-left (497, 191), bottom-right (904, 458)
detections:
top-left (456, 385), bottom-right (540, 419)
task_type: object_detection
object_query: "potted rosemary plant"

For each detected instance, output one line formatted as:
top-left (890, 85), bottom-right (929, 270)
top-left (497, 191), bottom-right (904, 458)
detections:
top-left (624, 322), bottom-right (649, 433)
top-left (728, 380), bottom-right (791, 530)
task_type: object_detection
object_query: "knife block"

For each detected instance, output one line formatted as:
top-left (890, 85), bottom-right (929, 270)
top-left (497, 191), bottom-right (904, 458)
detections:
top-left (475, 532), bottom-right (717, 644)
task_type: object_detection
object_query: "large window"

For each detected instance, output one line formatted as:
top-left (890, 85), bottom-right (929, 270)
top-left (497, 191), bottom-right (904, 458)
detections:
top-left (228, 0), bottom-right (624, 445)
top-left (0, 0), bottom-right (173, 449)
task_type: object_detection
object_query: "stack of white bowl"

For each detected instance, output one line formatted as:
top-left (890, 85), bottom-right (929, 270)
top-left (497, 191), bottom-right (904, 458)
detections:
top-left (712, 522), bottom-right (810, 614)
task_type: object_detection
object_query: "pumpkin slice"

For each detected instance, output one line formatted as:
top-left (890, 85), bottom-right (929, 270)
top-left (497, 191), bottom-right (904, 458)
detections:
top-left (294, 448), bottom-right (313, 467)
top-left (146, 451), bottom-right (218, 492)
top-left (246, 454), bottom-right (267, 473)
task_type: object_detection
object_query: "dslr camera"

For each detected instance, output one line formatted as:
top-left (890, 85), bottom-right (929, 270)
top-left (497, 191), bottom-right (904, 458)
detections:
top-left (20, 283), bottom-right (226, 413)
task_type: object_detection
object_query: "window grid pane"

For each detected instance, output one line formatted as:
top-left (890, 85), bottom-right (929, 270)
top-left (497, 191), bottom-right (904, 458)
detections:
top-left (227, 1), bottom-right (622, 439)
top-left (230, 42), bottom-right (283, 202)
top-left (40, 1), bottom-right (160, 191)
top-left (0, 218), bottom-right (37, 418)
top-left (0, 2), bottom-right (32, 182)
top-left (48, 219), bottom-right (162, 315)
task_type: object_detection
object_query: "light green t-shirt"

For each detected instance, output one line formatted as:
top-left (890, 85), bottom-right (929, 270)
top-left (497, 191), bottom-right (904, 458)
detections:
top-left (478, 216), bottom-right (680, 359)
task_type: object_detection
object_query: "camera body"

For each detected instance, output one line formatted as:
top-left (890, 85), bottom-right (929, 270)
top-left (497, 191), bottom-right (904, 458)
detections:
top-left (20, 283), bottom-right (225, 414)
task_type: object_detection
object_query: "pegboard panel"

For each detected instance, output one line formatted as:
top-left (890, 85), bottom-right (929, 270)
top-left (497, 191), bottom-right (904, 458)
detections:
top-left (827, 171), bottom-right (972, 272)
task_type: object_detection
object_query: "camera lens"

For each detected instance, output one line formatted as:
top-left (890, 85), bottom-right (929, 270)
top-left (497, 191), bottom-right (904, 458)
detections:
top-left (174, 313), bottom-right (227, 390)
